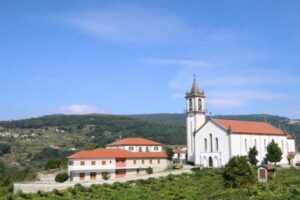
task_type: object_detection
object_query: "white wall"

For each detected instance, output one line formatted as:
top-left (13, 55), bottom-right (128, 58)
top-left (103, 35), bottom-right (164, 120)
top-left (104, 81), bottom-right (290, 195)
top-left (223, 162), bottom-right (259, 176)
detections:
top-left (287, 139), bottom-right (296, 153)
top-left (230, 133), bottom-right (289, 165)
top-left (195, 121), bottom-right (229, 167)
top-left (106, 145), bottom-right (162, 152)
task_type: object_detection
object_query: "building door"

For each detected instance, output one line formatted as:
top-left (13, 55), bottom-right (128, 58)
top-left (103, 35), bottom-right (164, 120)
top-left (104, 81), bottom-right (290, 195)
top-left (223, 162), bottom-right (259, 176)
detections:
top-left (79, 173), bottom-right (85, 181)
top-left (116, 169), bottom-right (126, 178)
top-left (209, 157), bottom-right (213, 167)
top-left (136, 168), bottom-right (140, 175)
top-left (90, 172), bottom-right (96, 180)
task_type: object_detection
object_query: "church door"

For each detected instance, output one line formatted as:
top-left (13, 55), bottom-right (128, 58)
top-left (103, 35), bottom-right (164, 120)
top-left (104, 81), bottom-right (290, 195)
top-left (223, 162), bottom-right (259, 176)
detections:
top-left (209, 157), bottom-right (213, 167)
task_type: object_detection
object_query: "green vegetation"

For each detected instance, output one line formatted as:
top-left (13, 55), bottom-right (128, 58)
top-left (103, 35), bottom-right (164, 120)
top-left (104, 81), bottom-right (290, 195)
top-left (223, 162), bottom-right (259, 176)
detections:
top-left (0, 143), bottom-right (11, 156)
top-left (45, 158), bottom-right (66, 170)
top-left (165, 147), bottom-right (174, 160)
top-left (101, 172), bottom-right (110, 180)
top-left (248, 146), bottom-right (259, 166)
top-left (55, 173), bottom-right (69, 183)
top-left (146, 167), bottom-right (153, 174)
top-left (7, 168), bottom-right (300, 200)
top-left (266, 140), bottom-right (283, 164)
top-left (223, 156), bottom-right (256, 188)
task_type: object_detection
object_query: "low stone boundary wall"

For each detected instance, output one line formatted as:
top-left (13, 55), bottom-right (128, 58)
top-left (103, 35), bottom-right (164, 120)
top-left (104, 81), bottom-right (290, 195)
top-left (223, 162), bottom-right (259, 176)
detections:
top-left (14, 167), bottom-right (193, 194)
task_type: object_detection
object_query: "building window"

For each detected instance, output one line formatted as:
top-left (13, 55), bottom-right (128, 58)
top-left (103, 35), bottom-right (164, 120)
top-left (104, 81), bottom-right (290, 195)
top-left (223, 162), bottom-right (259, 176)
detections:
top-left (91, 161), bottom-right (96, 165)
top-left (198, 99), bottom-right (202, 111)
top-left (254, 139), bottom-right (257, 147)
top-left (129, 147), bottom-right (134, 151)
top-left (204, 138), bottom-right (207, 152)
top-left (146, 147), bottom-right (149, 152)
top-left (281, 140), bottom-right (284, 151)
top-left (157, 159), bottom-right (160, 164)
top-left (80, 173), bottom-right (85, 180)
top-left (90, 172), bottom-right (96, 180)
top-left (210, 134), bottom-right (213, 152)
top-left (102, 161), bottom-right (106, 165)
top-left (136, 169), bottom-right (140, 175)
top-left (68, 161), bottom-right (73, 166)
top-left (139, 147), bottom-right (142, 152)
top-left (80, 161), bottom-right (85, 166)
top-left (133, 160), bottom-right (136, 165)
top-left (142, 160), bottom-right (144, 164)
top-left (264, 140), bottom-right (267, 151)
top-left (154, 147), bottom-right (158, 151)
top-left (245, 139), bottom-right (248, 152)
top-left (189, 99), bottom-right (193, 111)
top-left (150, 159), bottom-right (152, 164)
top-left (215, 138), bottom-right (219, 151)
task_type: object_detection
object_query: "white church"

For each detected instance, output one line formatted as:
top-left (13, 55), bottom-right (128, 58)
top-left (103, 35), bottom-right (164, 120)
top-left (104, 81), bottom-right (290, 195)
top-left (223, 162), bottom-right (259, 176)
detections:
top-left (185, 78), bottom-right (299, 168)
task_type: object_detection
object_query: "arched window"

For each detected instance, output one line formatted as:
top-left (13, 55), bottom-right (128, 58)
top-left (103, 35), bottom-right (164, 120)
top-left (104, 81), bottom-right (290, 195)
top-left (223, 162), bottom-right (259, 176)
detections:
top-left (264, 140), bottom-right (266, 151)
top-left (245, 139), bottom-right (247, 152)
top-left (210, 134), bottom-right (213, 152)
top-left (198, 99), bottom-right (202, 111)
top-left (204, 138), bottom-right (207, 152)
top-left (189, 99), bottom-right (193, 111)
top-left (254, 139), bottom-right (257, 147)
top-left (281, 140), bottom-right (284, 152)
top-left (215, 138), bottom-right (219, 151)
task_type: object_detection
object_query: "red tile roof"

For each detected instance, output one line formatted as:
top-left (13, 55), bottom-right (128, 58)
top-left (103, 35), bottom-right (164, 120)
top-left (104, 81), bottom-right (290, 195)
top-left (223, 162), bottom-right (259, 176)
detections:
top-left (67, 148), bottom-right (167, 159)
top-left (287, 134), bottom-right (295, 139)
top-left (106, 138), bottom-right (163, 146)
top-left (173, 149), bottom-right (187, 154)
top-left (213, 119), bottom-right (285, 135)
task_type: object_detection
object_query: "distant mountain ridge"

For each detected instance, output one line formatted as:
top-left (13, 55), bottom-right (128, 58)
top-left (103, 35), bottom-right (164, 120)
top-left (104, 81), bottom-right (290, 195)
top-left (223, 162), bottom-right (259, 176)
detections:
top-left (0, 113), bottom-right (299, 145)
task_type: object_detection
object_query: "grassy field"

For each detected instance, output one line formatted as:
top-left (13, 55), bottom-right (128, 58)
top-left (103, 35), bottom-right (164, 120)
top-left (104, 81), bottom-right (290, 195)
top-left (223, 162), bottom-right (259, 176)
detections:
top-left (6, 168), bottom-right (300, 200)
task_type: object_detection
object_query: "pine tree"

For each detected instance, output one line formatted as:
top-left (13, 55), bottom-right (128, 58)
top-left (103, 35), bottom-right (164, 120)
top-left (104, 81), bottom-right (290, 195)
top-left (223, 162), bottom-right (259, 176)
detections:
top-left (248, 146), bottom-right (258, 166)
top-left (266, 140), bottom-right (282, 165)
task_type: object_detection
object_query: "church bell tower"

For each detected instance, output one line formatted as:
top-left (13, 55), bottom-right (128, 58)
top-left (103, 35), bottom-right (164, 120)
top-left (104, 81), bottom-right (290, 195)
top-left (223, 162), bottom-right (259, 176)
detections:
top-left (185, 76), bottom-right (206, 164)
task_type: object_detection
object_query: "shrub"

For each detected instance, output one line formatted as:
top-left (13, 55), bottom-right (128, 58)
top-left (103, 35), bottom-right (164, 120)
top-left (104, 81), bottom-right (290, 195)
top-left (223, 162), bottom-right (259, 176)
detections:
top-left (266, 140), bottom-right (282, 165)
top-left (146, 167), bottom-right (153, 174)
top-left (55, 173), bottom-right (69, 183)
top-left (45, 158), bottom-right (63, 170)
top-left (165, 147), bottom-right (174, 160)
top-left (101, 172), bottom-right (110, 180)
top-left (0, 143), bottom-right (11, 155)
top-left (223, 156), bottom-right (255, 188)
top-left (248, 146), bottom-right (258, 166)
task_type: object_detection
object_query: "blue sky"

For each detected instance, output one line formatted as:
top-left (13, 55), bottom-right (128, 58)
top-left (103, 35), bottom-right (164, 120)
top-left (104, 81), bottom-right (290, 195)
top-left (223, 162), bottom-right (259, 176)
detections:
top-left (1, 0), bottom-right (300, 120)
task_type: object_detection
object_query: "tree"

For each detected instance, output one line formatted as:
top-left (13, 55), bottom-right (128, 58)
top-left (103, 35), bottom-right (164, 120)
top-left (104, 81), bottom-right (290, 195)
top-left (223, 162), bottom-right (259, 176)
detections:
top-left (223, 156), bottom-right (255, 188)
top-left (248, 146), bottom-right (258, 166)
top-left (55, 173), bottom-right (69, 183)
top-left (45, 158), bottom-right (63, 170)
top-left (266, 140), bottom-right (282, 165)
top-left (165, 147), bottom-right (174, 160)
top-left (101, 172), bottom-right (110, 180)
top-left (146, 167), bottom-right (153, 174)
top-left (0, 143), bottom-right (11, 156)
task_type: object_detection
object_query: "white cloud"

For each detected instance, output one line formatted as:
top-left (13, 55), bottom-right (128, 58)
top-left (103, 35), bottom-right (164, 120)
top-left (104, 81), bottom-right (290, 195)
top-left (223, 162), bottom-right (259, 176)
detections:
top-left (56, 104), bottom-right (107, 114)
top-left (171, 93), bottom-right (185, 98)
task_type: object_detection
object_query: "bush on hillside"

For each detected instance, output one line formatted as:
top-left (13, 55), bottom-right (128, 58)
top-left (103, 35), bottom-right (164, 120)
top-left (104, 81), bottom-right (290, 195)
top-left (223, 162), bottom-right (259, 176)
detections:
top-left (55, 173), bottom-right (69, 183)
top-left (0, 143), bottom-right (11, 156)
top-left (45, 158), bottom-right (65, 170)
top-left (146, 167), bottom-right (153, 174)
top-left (223, 156), bottom-right (255, 188)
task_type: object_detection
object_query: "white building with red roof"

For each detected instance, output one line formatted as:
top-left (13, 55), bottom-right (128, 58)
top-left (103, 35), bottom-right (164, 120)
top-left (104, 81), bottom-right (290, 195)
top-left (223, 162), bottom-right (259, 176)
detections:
top-left (185, 78), bottom-right (298, 167)
top-left (67, 138), bottom-right (167, 182)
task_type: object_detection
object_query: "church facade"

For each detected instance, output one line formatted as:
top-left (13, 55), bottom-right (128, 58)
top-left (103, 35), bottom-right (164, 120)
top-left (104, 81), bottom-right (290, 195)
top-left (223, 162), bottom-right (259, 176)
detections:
top-left (185, 78), bottom-right (298, 167)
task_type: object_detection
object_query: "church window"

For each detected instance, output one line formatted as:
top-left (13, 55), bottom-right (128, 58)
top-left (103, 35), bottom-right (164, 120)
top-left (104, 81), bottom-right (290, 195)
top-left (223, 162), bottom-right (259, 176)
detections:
top-left (215, 138), bottom-right (219, 151)
top-left (254, 139), bottom-right (257, 147)
top-left (245, 139), bottom-right (248, 152)
top-left (198, 99), bottom-right (202, 111)
top-left (281, 140), bottom-right (284, 152)
top-left (189, 99), bottom-right (193, 111)
top-left (264, 140), bottom-right (266, 151)
top-left (210, 134), bottom-right (213, 152)
top-left (204, 138), bottom-right (207, 152)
